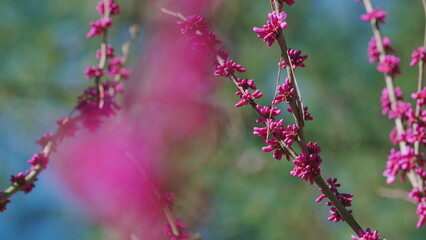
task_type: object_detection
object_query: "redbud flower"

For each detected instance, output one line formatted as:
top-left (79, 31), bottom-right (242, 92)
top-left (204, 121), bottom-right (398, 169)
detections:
top-left (36, 132), bottom-right (54, 149)
top-left (352, 228), bottom-right (386, 240)
top-left (178, 15), bottom-right (208, 38)
top-left (236, 78), bottom-right (257, 90)
top-left (303, 106), bottom-right (314, 121)
top-left (84, 66), bottom-right (104, 79)
top-left (417, 203), bottom-right (426, 228)
top-left (410, 47), bottom-right (425, 66)
top-left (253, 11), bottom-right (288, 47)
top-left (27, 153), bottom-right (49, 171)
top-left (96, 0), bottom-right (121, 16)
top-left (368, 36), bottom-right (393, 63)
top-left (262, 138), bottom-right (288, 161)
top-left (87, 17), bottom-right (112, 38)
top-left (290, 143), bottom-right (322, 184)
top-left (360, 7), bottom-right (387, 23)
top-left (235, 89), bottom-right (263, 107)
top-left (56, 117), bottom-right (78, 142)
top-left (273, 78), bottom-right (295, 105)
top-left (412, 87), bottom-right (426, 107)
top-left (388, 101), bottom-right (411, 120)
top-left (377, 55), bottom-right (401, 76)
top-left (278, 49), bottom-right (308, 69)
top-left (316, 178), bottom-right (353, 222)
top-left (255, 105), bottom-right (281, 123)
top-left (10, 172), bottom-right (35, 194)
top-left (163, 218), bottom-right (191, 240)
top-left (409, 188), bottom-right (424, 204)
top-left (177, 15), bottom-right (220, 50)
top-left (214, 60), bottom-right (246, 77)
top-left (282, 124), bottom-right (298, 147)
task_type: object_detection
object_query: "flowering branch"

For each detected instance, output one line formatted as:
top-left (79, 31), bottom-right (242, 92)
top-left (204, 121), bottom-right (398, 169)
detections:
top-left (358, 0), bottom-right (426, 229)
top-left (0, 0), bottom-right (134, 212)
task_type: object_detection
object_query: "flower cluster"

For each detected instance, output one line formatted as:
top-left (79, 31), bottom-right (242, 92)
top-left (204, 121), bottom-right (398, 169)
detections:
top-left (177, 15), bottom-right (221, 50)
top-left (278, 49), bottom-right (308, 69)
top-left (253, 11), bottom-right (288, 47)
top-left (10, 172), bottom-right (35, 194)
top-left (163, 219), bottom-right (191, 240)
top-left (377, 55), bottom-right (401, 76)
top-left (410, 47), bottom-right (425, 66)
top-left (352, 228), bottom-right (386, 240)
top-left (316, 178), bottom-right (354, 222)
top-left (360, 7), bottom-right (386, 23)
top-left (290, 142), bottom-right (322, 184)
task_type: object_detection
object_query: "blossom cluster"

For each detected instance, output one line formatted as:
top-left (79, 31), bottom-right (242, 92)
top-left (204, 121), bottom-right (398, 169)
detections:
top-left (316, 178), bottom-right (353, 222)
top-left (357, 0), bottom-right (426, 228)
top-left (352, 228), bottom-right (387, 240)
top-left (0, 0), bottom-right (130, 213)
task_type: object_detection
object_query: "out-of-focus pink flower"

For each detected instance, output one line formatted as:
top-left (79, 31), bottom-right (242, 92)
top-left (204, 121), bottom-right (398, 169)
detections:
top-left (410, 47), bottom-right (425, 66)
top-left (360, 7), bottom-right (386, 23)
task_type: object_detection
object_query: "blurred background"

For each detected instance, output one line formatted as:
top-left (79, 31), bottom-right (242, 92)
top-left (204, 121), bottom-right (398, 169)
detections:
top-left (0, 0), bottom-right (425, 239)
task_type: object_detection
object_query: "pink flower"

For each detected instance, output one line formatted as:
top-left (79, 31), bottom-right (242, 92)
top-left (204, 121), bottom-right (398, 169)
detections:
top-left (253, 11), bottom-right (288, 47)
top-left (279, 49), bottom-right (308, 69)
top-left (410, 46), bottom-right (425, 66)
top-left (27, 152), bottom-right (49, 171)
top-left (56, 117), bottom-right (78, 142)
top-left (316, 178), bottom-right (354, 222)
top-left (255, 105), bottom-right (281, 123)
top-left (177, 15), bottom-right (220, 50)
top-left (87, 17), bottom-right (112, 38)
top-left (273, 78), bottom-right (295, 105)
top-left (282, 124), bottom-right (298, 147)
top-left (10, 172), bottom-right (35, 194)
top-left (36, 132), bottom-right (54, 149)
top-left (214, 60), bottom-right (246, 77)
top-left (96, 0), bottom-right (121, 16)
top-left (76, 82), bottom-right (121, 131)
top-left (360, 7), bottom-right (387, 23)
top-left (368, 36), bottom-right (393, 63)
top-left (290, 143), bottom-right (322, 184)
top-left (377, 55), bottom-right (401, 76)
top-left (84, 66), bottom-right (104, 79)
top-left (383, 147), bottom-right (422, 184)
top-left (236, 78), bottom-right (257, 90)
top-left (254, 119), bottom-right (284, 141)
top-left (352, 228), bottom-right (386, 240)
top-left (235, 89), bottom-right (263, 107)
top-left (163, 219), bottom-right (191, 240)
top-left (412, 87), bottom-right (426, 107)
top-left (417, 203), bottom-right (426, 228)
top-left (303, 106), bottom-right (314, 121)
top-left (388, 101), bottom-right (411, 120)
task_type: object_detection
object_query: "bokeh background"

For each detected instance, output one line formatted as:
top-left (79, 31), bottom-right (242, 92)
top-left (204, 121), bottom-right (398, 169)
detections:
top-left (0, 0), bottom-right (425, 239)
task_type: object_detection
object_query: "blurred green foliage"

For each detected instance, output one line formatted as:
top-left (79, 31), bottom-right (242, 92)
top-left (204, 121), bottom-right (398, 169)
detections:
top-left (0, 0), bottom-right (426, 239)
